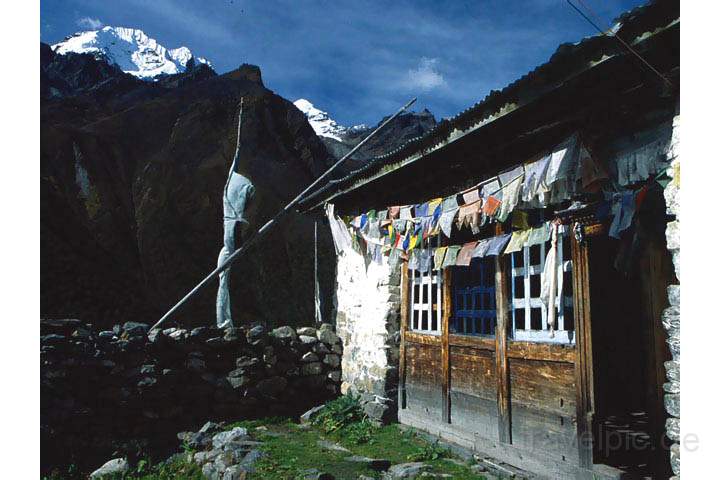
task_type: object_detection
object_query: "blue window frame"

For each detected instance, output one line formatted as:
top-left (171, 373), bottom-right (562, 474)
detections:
top-left (451, 257), bottom-right (497, 336)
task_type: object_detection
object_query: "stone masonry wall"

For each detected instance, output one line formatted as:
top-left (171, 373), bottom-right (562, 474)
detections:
top-left (334, 247), bottom-right (401, 423)
top-left (662, 113), bottom-right (680, 478)
top-left (40, 319), bottom-right (342, 474)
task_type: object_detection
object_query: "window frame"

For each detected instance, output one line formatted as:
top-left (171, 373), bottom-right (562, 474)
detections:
top-left (509, 224), bottom-right (575, 344)
top-left (450, 257), bottom-right (497, 337)
top-left (408, 236), bottom-right (443, 336)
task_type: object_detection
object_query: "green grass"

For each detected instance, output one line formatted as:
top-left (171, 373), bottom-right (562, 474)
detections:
top-left (241, 396), bottom-right (488, 479)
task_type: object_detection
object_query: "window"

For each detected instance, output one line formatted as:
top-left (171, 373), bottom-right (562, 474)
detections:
top-left (509, 225), bottom-right (574, 343)
top-left (409, 240), bottom-right (443, 335)
top-left (451, 257), bottom-right (497, 336)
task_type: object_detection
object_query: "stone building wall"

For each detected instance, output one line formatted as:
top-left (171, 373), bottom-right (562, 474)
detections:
top-left (334, 247), bottom-right (402, 423)
top-left (40, 319), bottom-right (342, 474)
top-left (662, 113), bottom-right (680, 479)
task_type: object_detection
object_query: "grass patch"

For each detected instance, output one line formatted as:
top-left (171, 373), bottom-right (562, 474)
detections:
top-left (47, 400), bottom-right (489, 480)
top-left (246, 397), bottom-right (488, 479)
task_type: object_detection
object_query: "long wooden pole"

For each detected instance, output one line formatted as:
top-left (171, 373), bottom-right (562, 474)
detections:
top-left (151, 97), bottom-right (417, 331)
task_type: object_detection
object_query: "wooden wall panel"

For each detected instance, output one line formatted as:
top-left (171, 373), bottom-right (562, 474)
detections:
top-left (449, 346), bottom-right (496, 401)
top-left (510, 403), bottom-right (579, 465)
top-left (449, 345), bottom-right (499, 441)
top-left (509, 358), bottom-right (576, 417)
top-left (405, 342), bottom-right (443, 421)
top-left (450, 391), bottom-right (499, 440)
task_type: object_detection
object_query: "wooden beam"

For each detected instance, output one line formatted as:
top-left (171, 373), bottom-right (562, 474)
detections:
top-left (571, 233), bottom-right (595, 468)
top-left (506, 341), bottom-right (576, 363)
top-left (405, 331), bottom-right (442, 346)
top-left (442, 268), bottom-right (452, 423)
top-left (495, 224), bottom-right (512, 444)
top-left (399, 260), bottom-right (409, 409)
top-left (448, 334), bottom-right (496, 351)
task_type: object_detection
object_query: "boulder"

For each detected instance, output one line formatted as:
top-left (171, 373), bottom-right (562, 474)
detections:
top-left (89, 458), bottom-right (129, 479)
top-left (246, 325), bottom-right (265, 343)
top-left (297, 327), bottom-right (317, 337)
top-left (270, 326), bottom-right (297, 341)
top-left (300, 469), bottom-right (335, 480)
top-left (299, 335), bottom-right (318, 345)
top-left (386, 462), bottom-right (429, 478)
top-left (312, 342), bottom-right (330, 354)
top-left (345, 455), bottom-right (391, 471)
top-left (323, 354), bottom-right (341, 368)
top-left (223, 465), bottom-right (248, 480)
top-left (301, 362), bottom-right (323, 376)
top-left (236, 356), bottom-right (261, 369)
top-left (302, 352), bottom-right (319, 363)
top-left (317, 325), bottom-right (339, 345)
top-left (212, 427), bottom-right (249, 450)
top-left (123, 322), bottom-right (149, 337)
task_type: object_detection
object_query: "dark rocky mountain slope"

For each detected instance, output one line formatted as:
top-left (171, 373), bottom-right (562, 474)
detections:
top-left (323, 108), bottom-right (437, 166)
top-left (41, 43), bottom-right (336, 330)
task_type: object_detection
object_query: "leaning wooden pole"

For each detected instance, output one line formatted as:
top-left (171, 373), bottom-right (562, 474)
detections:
top-left (151, 97), bottom-right (417, 331)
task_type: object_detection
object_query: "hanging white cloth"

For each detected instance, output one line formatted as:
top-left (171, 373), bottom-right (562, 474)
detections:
top-left (216, 171), bottom-right (255, 329)
top-left (540, 223), bottom-right (559, 338)
top-left (217, 103), bottom-right (256, 329)
top-left (326, 203), bottom-right (352, 254)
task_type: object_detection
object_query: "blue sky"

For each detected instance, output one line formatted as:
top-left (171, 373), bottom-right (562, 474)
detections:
top-left (40, 0), bottom-right (647, 126)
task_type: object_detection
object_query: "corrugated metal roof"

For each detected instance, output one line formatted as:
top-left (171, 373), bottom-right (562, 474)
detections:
top-left (303, 0), bottom-right (678, 209)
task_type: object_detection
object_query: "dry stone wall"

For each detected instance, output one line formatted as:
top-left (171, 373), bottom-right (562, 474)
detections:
top-left (662, 113), bottom-right (680, 479)
top-left (334, 247), bottom-right (402, 423)
top-left (40, 319), bottom-right (342, 474)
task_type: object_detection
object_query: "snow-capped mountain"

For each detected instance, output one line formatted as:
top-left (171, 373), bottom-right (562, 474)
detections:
top-left (293, 98), bottom-right (367, 141)
top-left (294, 98), bottom-right (437, 163)
top-left (51, 26), bottom-right (211, 80)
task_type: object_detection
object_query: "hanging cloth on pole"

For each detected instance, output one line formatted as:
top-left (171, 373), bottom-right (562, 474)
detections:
top-left (217, 102), bottom-right (256, 329)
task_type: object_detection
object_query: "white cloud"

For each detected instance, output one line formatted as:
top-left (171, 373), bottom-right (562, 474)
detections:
top-left (406, 57), bottom-right (447, 91)
top-left (76, 17), bottom-right (104, 30)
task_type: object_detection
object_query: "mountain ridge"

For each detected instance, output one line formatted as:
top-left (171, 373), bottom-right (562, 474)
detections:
top-left (51, 26), bottom-right (212, 80)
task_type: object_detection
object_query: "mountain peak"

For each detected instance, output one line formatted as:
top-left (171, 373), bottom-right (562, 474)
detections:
top-left (293, 99), bottom-right (366, 141)
top-left (51, 26), bottom-right (211, 80)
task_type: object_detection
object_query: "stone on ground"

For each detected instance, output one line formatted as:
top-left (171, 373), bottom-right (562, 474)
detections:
top-left (317, 439), bottom-right (351, 453)
top-left (212, 427), bottom-right (249, 449)
top-left (89, 458), bottom-right (129, 479)
top-left (385, 462), bottom-right (430, 479)
top-left (300, 404), bottom-right (326, 424)
top-left (345, 455), bottom-right (391, 471)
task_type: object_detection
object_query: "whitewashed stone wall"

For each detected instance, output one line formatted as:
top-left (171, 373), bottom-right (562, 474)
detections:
top-left (663, 113), bottom-right (680, 479)
top-left (334, 247), bottom-right (401, 423)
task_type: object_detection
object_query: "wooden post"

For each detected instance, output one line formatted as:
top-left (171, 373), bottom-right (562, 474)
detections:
top-left (442, 268), bottom-right (452, 423)
top-left (399, 261), bottom-right (409, 409)
top-left (495, 223), bottom-right (512, 444)
top-left (571, 233), bottom-right (595, 469)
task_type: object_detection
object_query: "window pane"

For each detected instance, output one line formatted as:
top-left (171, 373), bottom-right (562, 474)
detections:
top-left (564, 306), bottom-right (575, 332)
top-left (514, 276), bottom-right (524, 298)
top-left (530, 307), bottom-right (542, 330)
top-left (564, 271), bottom-right (573, 296)
top-left (451, 258), bottom-right (496, 336)
top-left (421, 310), bottom-right (428, 330)
top-left (530, 274), bottom-right (541, 297)
top-left (530, 244), bottom-right (542, 265)
top-left (514, 308), bottom-right (525, 329)
top-left (513, 250), bottom-right (524, 268)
